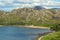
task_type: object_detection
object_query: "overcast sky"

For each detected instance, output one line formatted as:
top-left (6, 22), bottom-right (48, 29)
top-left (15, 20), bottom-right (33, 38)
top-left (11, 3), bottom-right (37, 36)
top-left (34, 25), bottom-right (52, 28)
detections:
top-left (0, 0), bottom-right (60, 11)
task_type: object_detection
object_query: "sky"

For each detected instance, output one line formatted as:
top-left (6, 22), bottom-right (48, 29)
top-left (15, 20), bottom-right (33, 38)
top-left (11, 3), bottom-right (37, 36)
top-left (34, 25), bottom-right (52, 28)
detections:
top-left (0, 0), bottom-right (60, 11)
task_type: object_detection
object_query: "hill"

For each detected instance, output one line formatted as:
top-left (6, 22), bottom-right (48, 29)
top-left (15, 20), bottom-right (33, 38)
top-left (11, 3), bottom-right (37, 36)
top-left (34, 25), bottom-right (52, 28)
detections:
top-left (0, 8), bottom-right (60, 26)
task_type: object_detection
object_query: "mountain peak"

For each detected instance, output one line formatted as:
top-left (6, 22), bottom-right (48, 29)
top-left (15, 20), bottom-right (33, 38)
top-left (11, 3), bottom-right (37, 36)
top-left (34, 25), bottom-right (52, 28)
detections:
top-left (34, 6), bottom-right (45, 10)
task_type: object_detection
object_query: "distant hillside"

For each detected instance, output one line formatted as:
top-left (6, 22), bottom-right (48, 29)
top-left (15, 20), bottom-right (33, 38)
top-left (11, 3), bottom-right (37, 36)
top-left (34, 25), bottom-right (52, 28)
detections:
top-left (0, 8), bottom-right (60, 26)
top-left (52, 8), bottom-right (60, 10)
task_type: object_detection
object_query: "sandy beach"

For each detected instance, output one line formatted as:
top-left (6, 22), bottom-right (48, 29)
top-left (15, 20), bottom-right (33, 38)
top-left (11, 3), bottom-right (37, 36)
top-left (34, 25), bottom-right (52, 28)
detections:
top-left (24, 25), bottom-right (50, 29)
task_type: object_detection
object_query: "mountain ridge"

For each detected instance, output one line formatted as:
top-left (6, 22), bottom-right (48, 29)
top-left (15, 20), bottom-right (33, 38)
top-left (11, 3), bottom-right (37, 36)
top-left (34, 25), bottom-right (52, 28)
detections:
top-left (0, 8), bottom-right (60, 26)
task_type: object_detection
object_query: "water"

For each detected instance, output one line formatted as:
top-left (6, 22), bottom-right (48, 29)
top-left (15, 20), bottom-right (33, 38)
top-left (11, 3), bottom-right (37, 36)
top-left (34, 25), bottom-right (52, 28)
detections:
top-left (0, 26), bottom-right (52, 40)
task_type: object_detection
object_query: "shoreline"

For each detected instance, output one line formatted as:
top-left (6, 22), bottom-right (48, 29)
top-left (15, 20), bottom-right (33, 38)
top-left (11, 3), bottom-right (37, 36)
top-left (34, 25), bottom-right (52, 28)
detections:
top-left (0, 25), bottom-right (50, 29)
top-left (34, 34), bottom-right (45, 40)
top-left (34, 33), bottom-right (51, 40)
top-left (38, 36), bottom-right (44, 40)
top-left (37, 32), bottom-right (54, 40)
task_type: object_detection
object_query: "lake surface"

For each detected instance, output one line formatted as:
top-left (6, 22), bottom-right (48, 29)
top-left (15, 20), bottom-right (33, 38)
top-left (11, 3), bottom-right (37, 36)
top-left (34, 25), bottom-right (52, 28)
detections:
top-left (0, 26), bottom-right (52, 40)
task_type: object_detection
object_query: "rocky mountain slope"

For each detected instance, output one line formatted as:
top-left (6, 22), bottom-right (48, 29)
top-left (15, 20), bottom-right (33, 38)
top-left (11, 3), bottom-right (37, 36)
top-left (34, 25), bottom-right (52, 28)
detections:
top-left (0, 8), bottom-right (60, 26)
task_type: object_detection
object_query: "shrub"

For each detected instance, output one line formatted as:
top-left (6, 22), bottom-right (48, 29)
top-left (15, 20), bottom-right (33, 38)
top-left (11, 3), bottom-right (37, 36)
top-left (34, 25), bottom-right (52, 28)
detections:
top-left (50, 24), bottom-right (60, 31)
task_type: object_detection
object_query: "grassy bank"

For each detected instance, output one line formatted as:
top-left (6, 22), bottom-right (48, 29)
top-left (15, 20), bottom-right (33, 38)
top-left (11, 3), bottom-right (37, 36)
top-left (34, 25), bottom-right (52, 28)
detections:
top-left (41, 31), bottom-right (60, 40)
top-left (40, 24), bottom-right (60, 40)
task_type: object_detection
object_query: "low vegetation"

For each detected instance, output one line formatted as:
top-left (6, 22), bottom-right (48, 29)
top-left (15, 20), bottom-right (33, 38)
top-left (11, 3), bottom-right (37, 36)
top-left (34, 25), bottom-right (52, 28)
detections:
top-left (41, 24), bottom-right (60, 40)
top-left (51, 24), bottom-right (60, 31)
top-left (41, 31), bottom-right (60, 40)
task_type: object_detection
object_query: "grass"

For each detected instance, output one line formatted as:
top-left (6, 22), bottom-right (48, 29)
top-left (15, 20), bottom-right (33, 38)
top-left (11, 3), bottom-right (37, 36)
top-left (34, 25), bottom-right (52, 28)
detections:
top-left (41, 31), bottom-right (60, 40)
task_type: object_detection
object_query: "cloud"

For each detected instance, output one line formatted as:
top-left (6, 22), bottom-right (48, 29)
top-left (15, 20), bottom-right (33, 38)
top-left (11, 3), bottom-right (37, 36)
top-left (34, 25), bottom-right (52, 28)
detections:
top-left (17, 0), bottom-right (60, 8)
top-left (0, 0), bottom-right (60, 11)
top-left (0, 0), bottom-right (14, 4)
top-left (42, 1), bottom-right (60, 6)
top-left (0, 0), bottom-right (60, 6)
top-left (5, 0), bottom-right (14, 4)
top-left (0, 3), bottom-right (5, 6)
top-left (17, 0), bottom-right (32, 2)
top-left (12, 3), bottom-right (34, 9)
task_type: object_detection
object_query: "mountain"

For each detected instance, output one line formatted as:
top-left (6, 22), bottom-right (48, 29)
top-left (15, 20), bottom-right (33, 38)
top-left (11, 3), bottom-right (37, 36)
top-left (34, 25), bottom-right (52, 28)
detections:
top-left (34, 6), bottom-right (45, 10)
top-left (0, 8), bottom-right (60, 26)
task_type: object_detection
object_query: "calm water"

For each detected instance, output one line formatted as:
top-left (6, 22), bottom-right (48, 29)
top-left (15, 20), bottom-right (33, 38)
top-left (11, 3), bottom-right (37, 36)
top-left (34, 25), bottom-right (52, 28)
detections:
top-left (0, 26), bottom-right (52, 40)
